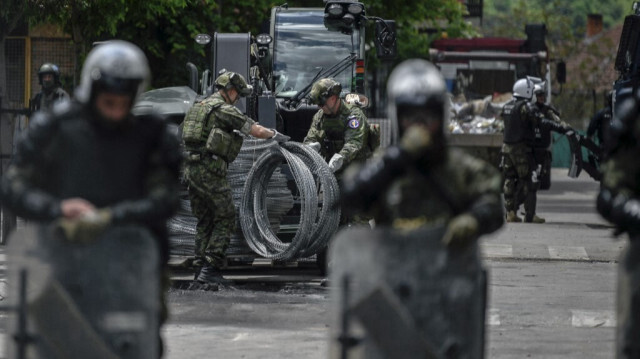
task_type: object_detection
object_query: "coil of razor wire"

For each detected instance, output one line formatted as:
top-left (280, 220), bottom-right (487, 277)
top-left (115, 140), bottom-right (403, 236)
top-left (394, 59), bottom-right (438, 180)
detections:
top-left (279, 141), bottom-right (341, 258)
top-left (240, 141), bottom-right (340, 261)
top-left (168, 137), bottom-right (340, 262)
top-left (167, 139), bottom-right (294, 257)
top-left (241, 144), bottom-right (316, 260)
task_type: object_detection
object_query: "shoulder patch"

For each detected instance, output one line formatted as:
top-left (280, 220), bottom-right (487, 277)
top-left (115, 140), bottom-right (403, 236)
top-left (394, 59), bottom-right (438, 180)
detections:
top-left (347, 115), bottom-right (360, 129)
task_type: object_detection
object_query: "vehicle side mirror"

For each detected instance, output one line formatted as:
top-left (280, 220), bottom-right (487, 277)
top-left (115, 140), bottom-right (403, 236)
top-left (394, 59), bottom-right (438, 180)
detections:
top-left (374, 20), bottom-right (397, 60)
top-left (556, 61), bottom-right (566, 84)
top-left (186, 62), bottom-right (198, 92)
top-left (195, 33), bottom-right (211, 45)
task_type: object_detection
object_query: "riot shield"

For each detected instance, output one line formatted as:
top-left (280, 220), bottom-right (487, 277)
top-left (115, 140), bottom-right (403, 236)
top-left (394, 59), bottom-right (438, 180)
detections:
top-left (328, 226), bottom-right (487, 359)
top-left (6, 223), bottom-right (160, 359)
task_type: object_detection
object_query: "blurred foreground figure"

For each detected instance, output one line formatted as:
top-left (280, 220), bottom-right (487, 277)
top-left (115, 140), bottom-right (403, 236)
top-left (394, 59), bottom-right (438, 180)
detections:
top-left (1, 40), bottom-right (181, 358)
top-left (329, 59), bottom-right (504, 358)
top-left (597, 94), bottom-right (640, 359)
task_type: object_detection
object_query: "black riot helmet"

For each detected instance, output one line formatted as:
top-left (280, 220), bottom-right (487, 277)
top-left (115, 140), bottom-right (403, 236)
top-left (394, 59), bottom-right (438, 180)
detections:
top-left (38, 63), bottom-right (61, 88)
top-left (75, 40), bottom-right (150, 105)
top-left (386, 59), bottom-right (448, 147)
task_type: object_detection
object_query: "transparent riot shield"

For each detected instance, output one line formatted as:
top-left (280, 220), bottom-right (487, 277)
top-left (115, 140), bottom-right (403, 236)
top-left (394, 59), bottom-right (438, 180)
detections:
top-left (6, 224), bottom-right (160, 359)
top-left (328, 225), bottom-right (487, 359)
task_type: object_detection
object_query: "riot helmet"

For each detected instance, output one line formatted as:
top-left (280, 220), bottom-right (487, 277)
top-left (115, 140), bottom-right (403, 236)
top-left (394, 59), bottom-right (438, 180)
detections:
top-left (533, 83), bottom-right (546, 104)
top-left (215, 70), bottom-right (253, 97)
top-left (386, 59), bottom-right (448, 148)
top-left (513, 77), bottom-right (534, 100)
top-left (75, 40), bottom-right (150, 105)
top-left (38, 63), bottom-right (61, 90)
top-left (309, 78), bottom-right (342, 106)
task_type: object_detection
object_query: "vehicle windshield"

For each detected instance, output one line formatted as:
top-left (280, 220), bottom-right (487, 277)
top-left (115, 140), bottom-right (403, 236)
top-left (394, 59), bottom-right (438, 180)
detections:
top-left (273, 9), bottom-right (356, 98)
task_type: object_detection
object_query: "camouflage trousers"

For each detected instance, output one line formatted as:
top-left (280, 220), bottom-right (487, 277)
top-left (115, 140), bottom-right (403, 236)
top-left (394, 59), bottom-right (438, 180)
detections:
top-left (502, 143), bottom-right (536, 217)
top-left (185, 158), bottom-right (235, 268)
top-left (616, 238), bottom-right (640, 358)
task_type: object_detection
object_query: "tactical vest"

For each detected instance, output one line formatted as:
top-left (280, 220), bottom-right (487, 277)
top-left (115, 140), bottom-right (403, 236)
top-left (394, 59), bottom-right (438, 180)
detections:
top-left (502, 99), bottom-right (530, 144)
top-left (182, 98), bottom-right (243, 163)
top-left (321, 112), bottom-right (371, 159)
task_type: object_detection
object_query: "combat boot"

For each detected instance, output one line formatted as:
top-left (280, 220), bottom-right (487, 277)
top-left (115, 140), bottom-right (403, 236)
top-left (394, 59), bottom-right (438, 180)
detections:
top-left (197, 265), bottom-right (234, 286)
top-left (506, 210), bottom-right (522, 223)
top-left (525, 214), bottom-right (545, 224)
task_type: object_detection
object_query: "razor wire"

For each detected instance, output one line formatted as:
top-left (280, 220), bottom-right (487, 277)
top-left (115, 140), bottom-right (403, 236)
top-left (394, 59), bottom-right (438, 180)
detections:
top-left (168, 138), bottom-right (340, 262)
top-left (168, 139), bottom-right (294, 257)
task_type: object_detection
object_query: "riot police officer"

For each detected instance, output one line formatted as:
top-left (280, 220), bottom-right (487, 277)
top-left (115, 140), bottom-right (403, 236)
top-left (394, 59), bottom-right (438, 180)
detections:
top-left (30, 63), bottom-right (70, 114)
top-left (528, 83), bottom-right (574, 222)
top-left (597, 94), bottom-right (640, 359)
top-left (303, 78), bottom-right (371, 173)
top-left (182, 70), bottom-right (286, 288)
top-left (342, 58), bottom-right (503, 244)
top-left (501, 78), bottom-right (541, 223)
top-left (2, 40), bottom-right (181, 357)
top-left (335, 59), bottom-right (504, 358)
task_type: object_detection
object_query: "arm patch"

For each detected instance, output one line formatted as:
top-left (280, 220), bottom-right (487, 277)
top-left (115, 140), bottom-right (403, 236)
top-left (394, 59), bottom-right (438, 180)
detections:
top-left (347, 115), bottom-right (361, 129)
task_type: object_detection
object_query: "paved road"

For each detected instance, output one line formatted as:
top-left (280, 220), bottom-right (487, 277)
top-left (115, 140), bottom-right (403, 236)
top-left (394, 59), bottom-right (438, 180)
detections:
top-left (483, 169), bottom-right (618, 358)
top-left (0, 169), bottom-right (622, 358)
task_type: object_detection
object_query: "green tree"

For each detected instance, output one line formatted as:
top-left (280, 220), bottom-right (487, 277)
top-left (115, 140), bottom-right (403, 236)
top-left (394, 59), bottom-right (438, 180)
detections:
top-left (28, 0), bottom-right (189, 81)
top-left (21, 0), bottom-right (474, 88)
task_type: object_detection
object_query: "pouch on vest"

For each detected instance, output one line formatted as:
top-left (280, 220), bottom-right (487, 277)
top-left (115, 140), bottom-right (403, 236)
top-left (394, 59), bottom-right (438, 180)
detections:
top-left (182, 101), bottom-right (217, 145)
top-left (205, 127), bottom-right (243, 163)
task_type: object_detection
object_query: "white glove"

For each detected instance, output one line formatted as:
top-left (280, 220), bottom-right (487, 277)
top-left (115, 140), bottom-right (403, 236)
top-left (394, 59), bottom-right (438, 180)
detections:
top-left (270, 129), bottom-right (290, 143)
top-left (306, 142), bottom-right (321, 152)
top-left (328, 153), bottom-right (344, 173)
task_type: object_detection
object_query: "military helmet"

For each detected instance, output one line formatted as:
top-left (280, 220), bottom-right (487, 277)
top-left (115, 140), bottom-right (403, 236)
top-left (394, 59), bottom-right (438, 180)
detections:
top-left (309, 78), bottom-right (342, 105)
top-left (75, 40), bottom-right (150, 104)
top-left (38, 63), bottom-right (61, 85)
top-left (386, 59), bottom-right (448, 144)
top-left (513, 77), bottom-right (534, 100)
top-left (215, 70), bottom-right (253, 97)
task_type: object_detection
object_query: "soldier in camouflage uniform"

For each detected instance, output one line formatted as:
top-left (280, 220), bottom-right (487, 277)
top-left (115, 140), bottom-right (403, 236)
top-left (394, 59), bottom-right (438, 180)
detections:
top-left (597, 94), bottom-right (640, 358)
top-left (303, 78), bottom-right (371, 173)
top-left (182, 70), bottom-right (287, 287)
top-left (30, 63), bottom-right (70, 114)
top-left (341, 59), bottom-right (504, 248)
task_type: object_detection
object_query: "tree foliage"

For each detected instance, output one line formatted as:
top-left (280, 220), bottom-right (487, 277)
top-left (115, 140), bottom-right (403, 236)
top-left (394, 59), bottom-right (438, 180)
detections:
top-left (21, 0), bottom-right (472, 88)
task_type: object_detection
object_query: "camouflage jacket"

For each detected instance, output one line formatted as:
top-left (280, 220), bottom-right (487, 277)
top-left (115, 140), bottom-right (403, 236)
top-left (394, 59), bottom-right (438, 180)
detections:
top-left (303, 100), bottom-right (371, 165)
top-left (372, 148), bottom-right (503, 235)
top-left (533, 103), bottom-right (568, 149)
top-left (30, 86), bottom-right (70, 114)
top-left (1, 101), bottom-right (182, 225)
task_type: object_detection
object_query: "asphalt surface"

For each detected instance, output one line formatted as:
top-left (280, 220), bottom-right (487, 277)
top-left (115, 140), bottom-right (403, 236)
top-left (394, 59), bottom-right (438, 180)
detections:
top-left (160, 168), bottom-right (620, 359)
top-left (0, 168), bottom-right (621, 358)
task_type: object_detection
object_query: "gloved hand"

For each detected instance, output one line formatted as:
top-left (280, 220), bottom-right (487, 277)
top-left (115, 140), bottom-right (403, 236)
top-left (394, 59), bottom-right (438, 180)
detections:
top-left (328, 153), bottom-right (344, 173)
top-left (306, 142), bottom-right (321, 152)
top-left (55, 209), bottom-right (113, 243)
top-left (270, 129), bottom-right (290, 143)
top-left (565, 129), bottom-right (580, 141)
top-left (442, 214), bottom-right (479, 249)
